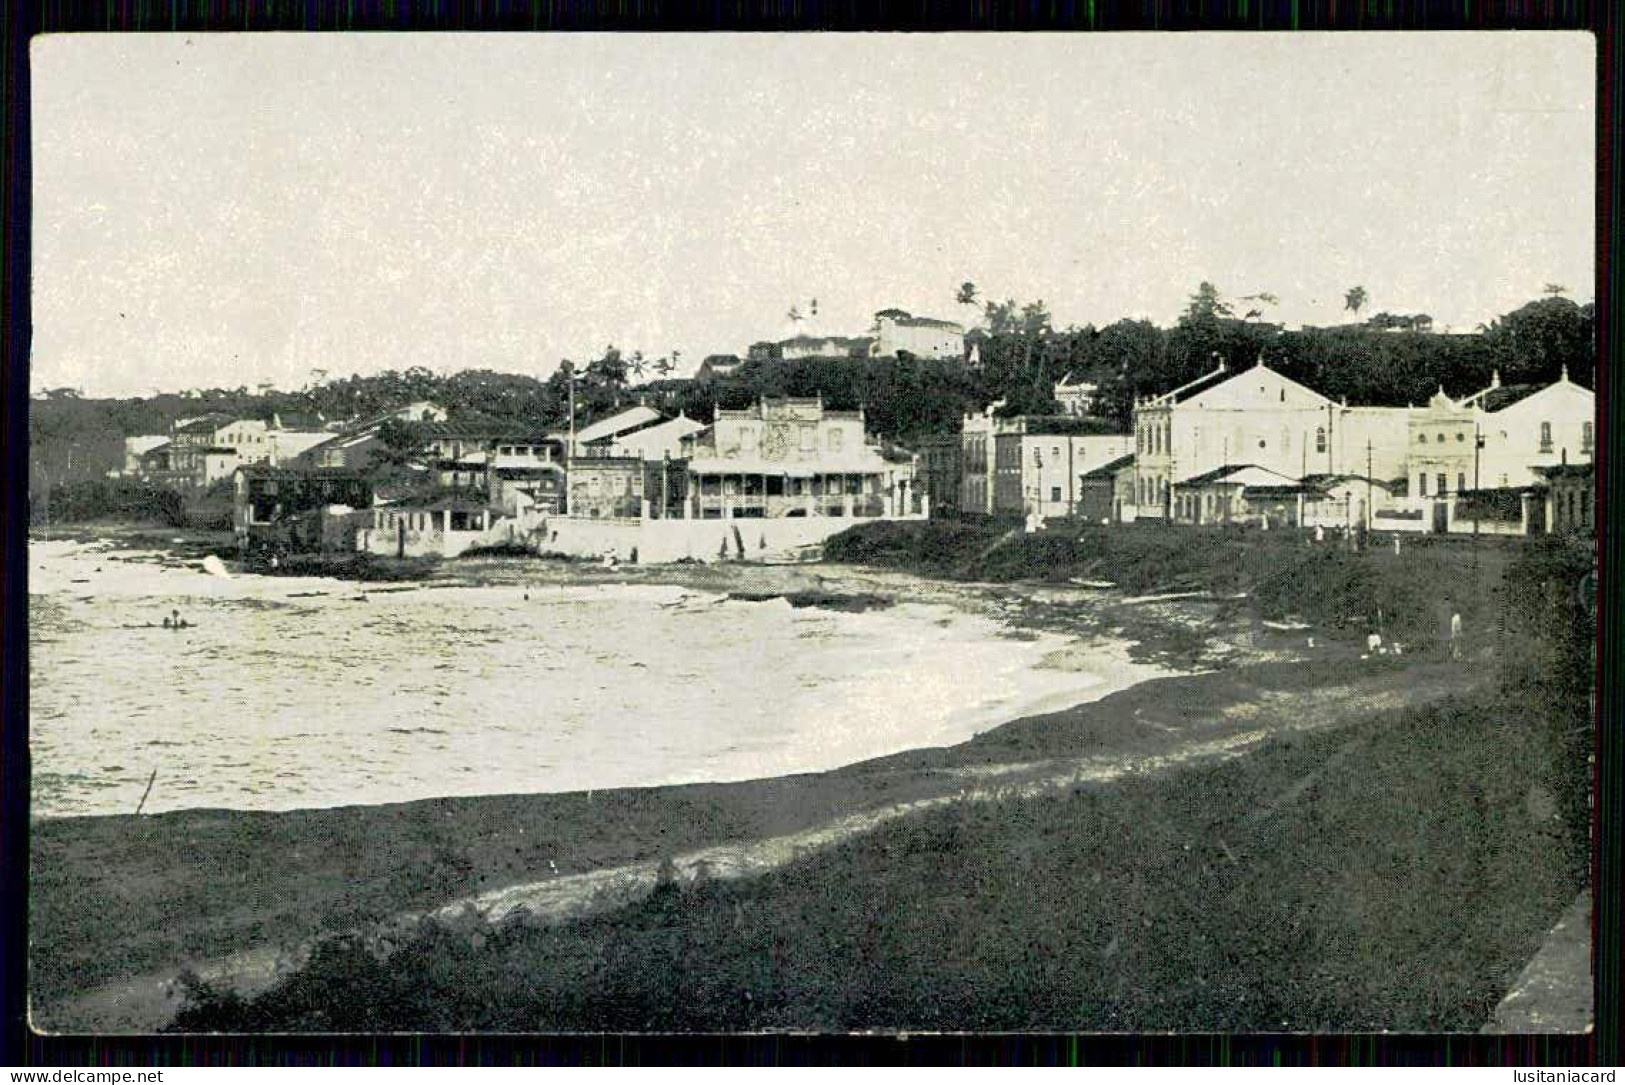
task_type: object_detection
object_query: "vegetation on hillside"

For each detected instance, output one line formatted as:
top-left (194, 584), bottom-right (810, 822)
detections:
top-left (30, 287), bottom-right (1592, 489)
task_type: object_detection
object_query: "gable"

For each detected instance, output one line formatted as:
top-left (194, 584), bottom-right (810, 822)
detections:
top-left (1487, 381), bottom-right (1593, 424)
top-left (1180, 366), bottom-right (1332, 412)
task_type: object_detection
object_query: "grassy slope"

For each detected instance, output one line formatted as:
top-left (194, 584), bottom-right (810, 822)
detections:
top-left (26, 660), bottom-right (1449, 1014)
top-left (169, 679), bottom-right (1587, 1032)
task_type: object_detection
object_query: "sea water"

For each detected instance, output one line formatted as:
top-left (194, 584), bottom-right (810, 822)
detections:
top-left (29, 537), bottom-right (1147, 818)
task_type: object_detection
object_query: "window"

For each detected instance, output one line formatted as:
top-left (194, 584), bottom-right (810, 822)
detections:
top-left (1435, 433), bottom-right (1445, 443)
top-left (1417, 433), bottom-right (1427, 444)
top-left (1051, 486), bottom-right (1061, 502)
top-left (1034, 449), bottom-right (1042, 466)
top-left (1315, 427), bottom-right (1326, 454)
top-left (1258, 438), bottom-right (1267, 450)
top-left (1583, 422), bottom-right (1594, 453)
top-left (1052, 445), bottom-right (1060, 459)
top-left (1457, 473), bottom-right (1466, 494)
top-left (828, 429), bottom-right (844, 452)
top-left (1539, 422), bottom-right (1553, 453)
top-left (1418, 474), bottom-right (1428, 497)
top-left (1456, 432), bottom-right (1466, 442)
top-left (1436, 473), bottom-right (1447, 496)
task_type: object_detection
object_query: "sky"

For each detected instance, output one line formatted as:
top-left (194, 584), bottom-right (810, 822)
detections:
top-left (31, 32), bottom-right (1594, 398)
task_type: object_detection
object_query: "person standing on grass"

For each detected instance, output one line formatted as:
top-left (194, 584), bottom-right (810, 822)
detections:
top-left (1450, 610), bottom-right (1463, 660)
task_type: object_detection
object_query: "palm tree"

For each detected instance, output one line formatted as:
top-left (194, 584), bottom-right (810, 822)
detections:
top-left (1344, 286), bottom-right (1369, 317)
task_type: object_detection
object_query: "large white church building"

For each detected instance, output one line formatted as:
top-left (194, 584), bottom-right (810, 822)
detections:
top-left (1127, 357), bottom-right (1593, 529)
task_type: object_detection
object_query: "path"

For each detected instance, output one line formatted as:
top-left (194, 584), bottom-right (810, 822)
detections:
top-left (37, 665), bottom-right (1469, 1034)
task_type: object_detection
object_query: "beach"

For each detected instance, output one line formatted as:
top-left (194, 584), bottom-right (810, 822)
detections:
top-left (25, 524), bottom-right (1594, 1033)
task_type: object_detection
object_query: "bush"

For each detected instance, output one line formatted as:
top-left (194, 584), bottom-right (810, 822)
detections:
top-left (36, 480), bottom-right (187, 527)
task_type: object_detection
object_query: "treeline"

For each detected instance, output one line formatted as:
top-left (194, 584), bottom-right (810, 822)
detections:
top-left (29, 288), bottom-right (1592, 483)
top-left (967, 287), bottom-right (1593, 425)
top-left (31, 479), bottom-right (188, 527)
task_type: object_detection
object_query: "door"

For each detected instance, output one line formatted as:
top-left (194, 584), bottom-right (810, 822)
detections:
top-left (1432, 501), bottom-right (1449, 534)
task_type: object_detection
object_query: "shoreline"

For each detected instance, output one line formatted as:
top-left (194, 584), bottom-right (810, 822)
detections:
top-left (25, 522), bottom-right (1592, 1031)
top-left (31, 653), bottom-right (1488, 1032)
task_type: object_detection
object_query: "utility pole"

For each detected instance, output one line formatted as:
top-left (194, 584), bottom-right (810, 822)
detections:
top-left (565, 361), bottom-right (577, 470)
top-left (1473, 422), bottom-right (1484, 576)
top-left (1365, 439), bottom-right (1373, 538)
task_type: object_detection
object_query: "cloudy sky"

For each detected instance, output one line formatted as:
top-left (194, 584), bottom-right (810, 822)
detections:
top-left (32, 32), bottom-right (1593, 397)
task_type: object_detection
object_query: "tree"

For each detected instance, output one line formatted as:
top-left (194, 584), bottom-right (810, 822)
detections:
top-left (1344, 285), bottom-right (1369, 317)
top-left (374, 418), bottom-right (430, 468)
top-left (1186, 282), bottom-right (1234, 322)
top-left (1483, 296), bottom-right (1592, 386)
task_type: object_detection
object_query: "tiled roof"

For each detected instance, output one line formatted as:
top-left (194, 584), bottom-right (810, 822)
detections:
top-left (1079, 454), bottom-right (1135, 481)
top-left (1177, 463), bottom-right (1297, 487)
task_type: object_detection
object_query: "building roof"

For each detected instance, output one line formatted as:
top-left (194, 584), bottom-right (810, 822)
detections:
top-left (778, 335), bottom-right (874, 351)
top-left (271, 410), bottom-right (326, 431)
top-left (1178, 463), bottom-right (1297, 488)
top-left (686, 454), bottom-right (893, 476)
top-left (419, 420), bottom-right (546, 441)
top-left (1533, 462), bottom-right (1595, 481)
top-left (573, 406), bottom-right (662, 445)
top-left (236, 464), bottom-right (370, 481)
top-left (174, 414), bottom-right (233, 434)
top-left (1079, 454), bottom-right (1136, 481)
top-left (892, 315), bottom-right (963, 331)
top-left (583, 413), bottom-right (706, 449)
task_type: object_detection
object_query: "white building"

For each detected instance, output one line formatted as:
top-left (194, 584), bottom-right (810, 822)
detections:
top-left (871, 309), bottom-right (965, 360)
top-left (1053, 373), bottom-right (1100, 417)
top-left (1459, 368), bottom-right (1594, 489)
top-left (1131, 358), bottom-right (1413, 519)
top-left (582, 412), bottom-right (707, 461)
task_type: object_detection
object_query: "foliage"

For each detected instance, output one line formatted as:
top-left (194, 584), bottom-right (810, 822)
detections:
top-left (34, 479), bottom-right (187, 527)
top-left (26, 289), bottom-right (1594, 483)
